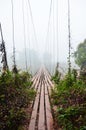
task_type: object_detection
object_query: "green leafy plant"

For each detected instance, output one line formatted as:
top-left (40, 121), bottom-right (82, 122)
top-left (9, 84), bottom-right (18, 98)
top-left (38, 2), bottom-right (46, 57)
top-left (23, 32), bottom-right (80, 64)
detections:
top-left (0, 71), bottom-right (36, 130)
top-left (51, 70), bottom-right (86, 130)
top-left (52, 63), bottom-right (61, 84)
top-left (74, 39), bottom-right (86, 68)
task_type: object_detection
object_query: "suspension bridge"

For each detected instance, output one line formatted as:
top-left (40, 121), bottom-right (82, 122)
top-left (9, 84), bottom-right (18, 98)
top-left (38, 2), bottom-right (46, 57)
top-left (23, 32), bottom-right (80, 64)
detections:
top-left (0, 0), bottom-right (71, 130)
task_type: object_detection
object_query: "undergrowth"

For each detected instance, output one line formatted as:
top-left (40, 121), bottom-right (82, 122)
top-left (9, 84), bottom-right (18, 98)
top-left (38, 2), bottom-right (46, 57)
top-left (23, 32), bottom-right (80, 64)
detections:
top-left (51, 69), bottom-right (86, 130)
top-left (0, 71), bottom-right (36, 130)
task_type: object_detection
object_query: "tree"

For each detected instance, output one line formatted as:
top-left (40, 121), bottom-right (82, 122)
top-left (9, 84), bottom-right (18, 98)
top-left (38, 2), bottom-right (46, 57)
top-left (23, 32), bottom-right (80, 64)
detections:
top-left (74, 39), bottom-right (86, 68)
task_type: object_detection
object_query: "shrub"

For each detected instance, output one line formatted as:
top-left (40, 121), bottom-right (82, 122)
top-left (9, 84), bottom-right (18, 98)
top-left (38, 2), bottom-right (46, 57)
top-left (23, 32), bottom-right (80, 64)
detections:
top-left (51, 70), bottom-right (86, 130)
top-left (0, 71), bottom-right (36, 130)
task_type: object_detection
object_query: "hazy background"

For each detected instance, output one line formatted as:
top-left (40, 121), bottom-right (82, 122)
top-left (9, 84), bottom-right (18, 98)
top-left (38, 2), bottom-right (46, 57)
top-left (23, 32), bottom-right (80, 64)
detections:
top-left (0, 0), bottom-right (86, 74)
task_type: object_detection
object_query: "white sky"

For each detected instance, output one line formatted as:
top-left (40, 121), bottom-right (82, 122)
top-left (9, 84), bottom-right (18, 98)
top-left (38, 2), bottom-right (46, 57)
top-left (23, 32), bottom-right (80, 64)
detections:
top-left (0, 0), bottom-right (86, 65)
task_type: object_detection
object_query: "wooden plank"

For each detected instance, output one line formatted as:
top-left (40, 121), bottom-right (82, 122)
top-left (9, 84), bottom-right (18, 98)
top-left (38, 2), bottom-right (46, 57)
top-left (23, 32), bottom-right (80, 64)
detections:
top-left (34, 76), bottom-right (40, 90)
top-left (38, 82), bottom-right (45, 130)
top-left (32, 70), bottom-right (42, 88)
top-left (44, 75), bottom-right (52, 96)
top-left (28, 81), bottom-right (41, 130)
top-left (29, 68), bottom-right (54, 130)
top-left (45, 82), bottom-right (54, 130)
top-left (34, 75), bottom-right (41, 90)
top-left (44, 68), bottom-right (51, 79)
top-left (31, 72), bottom-right (38, 82)
top-left (45, 74), bottom-right (54, 88)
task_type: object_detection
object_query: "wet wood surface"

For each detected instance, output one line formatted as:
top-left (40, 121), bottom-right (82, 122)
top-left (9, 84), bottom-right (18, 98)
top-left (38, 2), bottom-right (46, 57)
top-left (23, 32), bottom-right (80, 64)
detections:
top-left (28, 67), bottom-right (54, 130)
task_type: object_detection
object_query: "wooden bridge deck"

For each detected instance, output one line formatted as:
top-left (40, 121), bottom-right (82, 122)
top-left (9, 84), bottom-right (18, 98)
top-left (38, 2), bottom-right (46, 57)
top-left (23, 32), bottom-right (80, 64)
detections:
top-left (29, 68), bottom-right (54, 130)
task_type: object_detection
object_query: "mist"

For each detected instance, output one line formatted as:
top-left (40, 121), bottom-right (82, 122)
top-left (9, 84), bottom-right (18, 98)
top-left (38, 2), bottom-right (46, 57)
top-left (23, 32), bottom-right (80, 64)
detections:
top-left (0, 0), bottom-right (86, 74)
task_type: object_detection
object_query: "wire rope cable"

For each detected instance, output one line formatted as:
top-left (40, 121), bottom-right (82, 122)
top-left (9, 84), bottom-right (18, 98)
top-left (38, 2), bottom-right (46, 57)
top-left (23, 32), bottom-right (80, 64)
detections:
top-left (22, 0), bottom-right (28, 71)
top-left (25, 0), bottom-right (32, 72)
top-left (56, 0), bottom-right (59, 64)
top-left (45, 0), bottom-right (52, 46)
top-left (52, 0), bottom-right (56, 74)
top-left (27, 0), bottom-right (38, 49)
top-left (45, 0), bottom-right (53, 74)
top-left (11, 0), bottom-right (16, 67)
top-left (68, 0), bottom-right (71, 73)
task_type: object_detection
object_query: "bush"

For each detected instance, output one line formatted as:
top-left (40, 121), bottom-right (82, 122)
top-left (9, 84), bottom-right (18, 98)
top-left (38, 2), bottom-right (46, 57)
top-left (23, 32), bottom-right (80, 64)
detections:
top-left (0, 71), bottom-right (36, 130)
top-left (51, 70), bottom-right (86, 130)
top-left (52, 68), bottom-right (61, 84)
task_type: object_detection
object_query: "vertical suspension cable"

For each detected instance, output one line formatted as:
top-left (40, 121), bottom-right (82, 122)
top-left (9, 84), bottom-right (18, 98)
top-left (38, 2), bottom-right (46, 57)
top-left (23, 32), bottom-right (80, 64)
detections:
top-left (52, 0), bottom-right (55, 74)
top-left (55, 0), bottom-right (59, 74)
top-left (22, 0), bottom-right (28, 71)
top-left (49, 0), bottom-right (53, 74)
top-left (68, 0), bottom-right (71, 74)
top-left (27, 0), bottom-right (38, 73)
top-left (27, 0), bottom-right (38, 49)
top-left (45, 0), bottom-right (52, 73)
top-left (11, 0), bottom-right (16, 68)
top-left (56, 0), bottom-right (59, 64)
top-left (46, 0), bottom-right (52, 46)
top-left (26, 0), bottom-right (31, 71)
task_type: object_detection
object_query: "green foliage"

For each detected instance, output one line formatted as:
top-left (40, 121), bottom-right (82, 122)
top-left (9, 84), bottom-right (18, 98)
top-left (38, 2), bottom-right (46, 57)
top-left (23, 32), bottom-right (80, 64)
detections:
top-left (0, 71), bottom-right (36, 130)
top-left (52, 70), bottom-right (61, 84)
top-left (52, 65), bottom-right (61, 84)
top-left (74, 39), bottom-right (86, 67)
top-left (56, 106), bottom-right (86, 130)
top-left (51, 70), bottom-right (86, 130)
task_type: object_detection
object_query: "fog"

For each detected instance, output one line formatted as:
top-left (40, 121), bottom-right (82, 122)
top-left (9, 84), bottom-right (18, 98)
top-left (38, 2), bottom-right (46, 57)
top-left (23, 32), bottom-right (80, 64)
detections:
top-left (0, 0), bottom-right (86, 74)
